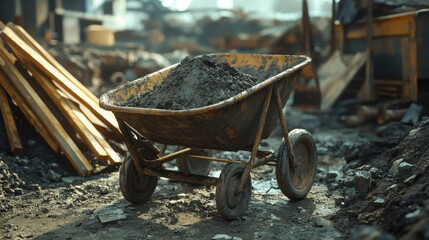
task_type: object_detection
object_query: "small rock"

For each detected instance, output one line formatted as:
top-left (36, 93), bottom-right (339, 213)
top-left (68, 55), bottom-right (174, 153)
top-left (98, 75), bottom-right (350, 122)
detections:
top-left (373, 198), bottom-right (385, 207)
top-left (350, 225), bottom-right (395, 240)
top-left (404, 174), bottom-right (417, 186)
top-left (98, 207), bottom-right (126, 224)
top-left (27, 184), bottom-right (41, 191)
top-left (354, 171), bottom-right (372, 196)
top-left (385, 184), bottom-right (400, 194)
top-left (270, 213), bottom-right (281, 220)
top-left (42, 208), bottom-right (49, 214)
top-left (297, 207), bottom-right (306, 213)
top-left (314, 219), bottom-right (324, 227)
top-left (5, 188), bottom-right (15, 195)
top-left (405, 208), bottom-right (421, 219)
top-left (14, 188), bottom-right (24, 195)
top-left (212, 234), bottom-right (232, 240)
top-left (397, 162), bottom-right (413, 179)
top-left (27, 139), bottom-right (36, 147)
top-left (343, 187), bottom-right (356, 198)
top-left (390, 158), bottom-right (403, 176)
top-left (232, 237), bottom-right (243, 240)
top-left (62, 176), bottom-right (83, 184)
top-left (46, 169), bottom-right (61, 182)
top-left (326, 171), bottom-right (339, 183)
top-left (17, 159), bottom-right (28, 166)
top-left (341, 175), bottom-right (355, 188)
top-left (75, 222), bottom-right (82, 227)
top-left (269, 223), bottom-right (274, 228)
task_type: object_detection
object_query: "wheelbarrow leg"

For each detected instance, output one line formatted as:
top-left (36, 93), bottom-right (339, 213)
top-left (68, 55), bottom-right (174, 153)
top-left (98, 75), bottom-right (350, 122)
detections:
top-left (117, 119), bottom-right (156, 179)
top-left (273, 83), bottom-right (297, 168)
top-left (238, 85), bottom-right (273, 192)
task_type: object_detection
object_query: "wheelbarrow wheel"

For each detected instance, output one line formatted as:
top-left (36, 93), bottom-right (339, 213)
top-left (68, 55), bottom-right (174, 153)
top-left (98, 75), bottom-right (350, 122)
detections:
top-left (119, 154), bottom-right (158, 204)
top-left (215, 163), bottom-right (251, 220)
top-left (177, 148), bottom-right (212, 176)
top-left (276, 129), bottom-right (317, 201)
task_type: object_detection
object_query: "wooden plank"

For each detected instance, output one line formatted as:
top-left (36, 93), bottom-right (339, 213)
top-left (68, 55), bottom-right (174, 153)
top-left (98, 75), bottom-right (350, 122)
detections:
top-left (7, 23), bottom-right (99, 104)
top-left (10, 23), bottom-right (121, 127)
top-left (0, 86), bottom-right (22, 153)
top-left (56, 83), bottom-right (124, 143)
top-left (0, 26), bottom-right (122, 138)
top-left (320, 52), bottom-right (367, 110)
top-left (0, 58), bottom-right (60, 153)
top-left (62, 94), bottom-right (122, 165)
top-left (10, 46), bottom-right (110, 161)
top-left (0, 47), bottom-right (93, 176)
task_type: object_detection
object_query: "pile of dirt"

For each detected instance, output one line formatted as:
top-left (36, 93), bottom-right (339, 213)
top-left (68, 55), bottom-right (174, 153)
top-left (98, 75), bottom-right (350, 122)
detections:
top-left (118, 55), bottom-right (259, 110)
top-left (331, 118), bottom-right (429, 238)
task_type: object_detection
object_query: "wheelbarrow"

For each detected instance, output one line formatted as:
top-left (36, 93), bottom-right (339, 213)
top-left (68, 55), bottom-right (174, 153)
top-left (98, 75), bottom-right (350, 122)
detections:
top-left (99, 53), bottom-right (317, 220)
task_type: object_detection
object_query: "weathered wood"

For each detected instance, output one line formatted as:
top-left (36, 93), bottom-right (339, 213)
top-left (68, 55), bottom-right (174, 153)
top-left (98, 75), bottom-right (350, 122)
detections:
top-left (10, 22), bottom-right (122, 128)
top-left (0, 58), bottom-right (60, 153)
top-left (0, 47), bottom-right (93, 176)
top-left (7, 22), bottom-right (100, 104)
top-left (0, 86), bottom-right (22, 153)
top-left (26, 62), bottom-right (110, 161)
top-left (63, 94), bottom-right (122, 165)
top-left (1, 26), bottom-right (121, 138)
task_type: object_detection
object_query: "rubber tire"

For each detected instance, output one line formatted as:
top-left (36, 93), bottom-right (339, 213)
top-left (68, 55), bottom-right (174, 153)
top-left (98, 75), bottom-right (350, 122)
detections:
top-left (119, 154), bottom-right (158, 204)
top-left (177, 148), bottom-right (212, 176)
top-left (276, 129), bottom-right (317, 201)
top-left (216, 163), bottom-right (252, 220)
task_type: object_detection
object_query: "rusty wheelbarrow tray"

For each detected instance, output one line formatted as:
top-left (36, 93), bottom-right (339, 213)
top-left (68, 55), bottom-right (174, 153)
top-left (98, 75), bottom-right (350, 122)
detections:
top-left (100, 53), bottom-right (317, 220)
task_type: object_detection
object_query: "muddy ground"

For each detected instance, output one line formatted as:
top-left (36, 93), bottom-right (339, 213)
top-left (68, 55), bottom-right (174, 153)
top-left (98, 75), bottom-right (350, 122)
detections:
top-left (1, 98), bottom-right (428, 240)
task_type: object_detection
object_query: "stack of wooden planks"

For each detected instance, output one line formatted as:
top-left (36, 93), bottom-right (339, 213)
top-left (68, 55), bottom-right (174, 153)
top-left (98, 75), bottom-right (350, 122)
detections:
top-left (0, 22), bottom-right (123, 176)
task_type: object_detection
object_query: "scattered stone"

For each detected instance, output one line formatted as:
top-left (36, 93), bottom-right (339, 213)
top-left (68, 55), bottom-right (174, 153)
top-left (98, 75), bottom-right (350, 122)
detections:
top-left (297, 207), bottom-right (306, 214)
top-left (212, 234), bottom-right (232, 240)
top-left (27, 184), bottom-right (41, 191)
top-left (350, 225), bottom-right (395, 240)
top-left (373, 198), bottom-right (385, 207)
top-left (98, 207), bottom-right (126, 224)
top-left (62, 176), bottom-right (83, 184)
top-left (269, 223), bottom-right (274, 228)
top-left (17, 159), bottom-right (28, 166)
top-left (385, 184), bottom-right (400, 194)
top-left (46, 169), bottom-right (62, 182)
top-left (405, 208), bottom-right (421, 219)
top-left (14, 188), bottom-right (24, 195)
top-left (390, 158), bottom-right (403, 176)
top-left (343, 187), bottom-right (356, 198)
top-left (326, 171), bottom-right (339, 183)
top-left (232, 237), bottom-right (243, 240)
top-left (396, 162), bottom-right (413, 179)
top-left (404, 174), bottom-right (417, 186)
top-left (314, 219), bottom-right (324, 227)
top-left (27, 139), bottom-right (37, 147)
top-left (354, 171), bottom-right (372, 196)
top-left (5, 188), bottom-right (14, 195)
top-left (341, 175), bottom-right (355, 188)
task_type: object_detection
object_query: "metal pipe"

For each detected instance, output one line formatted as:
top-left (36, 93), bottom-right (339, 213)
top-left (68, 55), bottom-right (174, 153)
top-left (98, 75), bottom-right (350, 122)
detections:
top-left (155, 147), bottom-right (191, 162)
top-left (142, 168), bottom-right (219, 186)
top-left (238, 85), bottom-right (273, 191)
top-left (273, 83), bottom-right (297, 168)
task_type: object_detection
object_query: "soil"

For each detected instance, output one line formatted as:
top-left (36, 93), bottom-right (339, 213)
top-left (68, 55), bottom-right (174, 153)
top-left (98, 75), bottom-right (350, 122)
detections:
top-left (118, 55), bottom-right (260, 110)
top-left (1, 96), bottom-right (428, 240)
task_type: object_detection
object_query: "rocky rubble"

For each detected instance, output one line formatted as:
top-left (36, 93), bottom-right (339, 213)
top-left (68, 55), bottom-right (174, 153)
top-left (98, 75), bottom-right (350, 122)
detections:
top-left (330, 117), bottom-right (429, 238)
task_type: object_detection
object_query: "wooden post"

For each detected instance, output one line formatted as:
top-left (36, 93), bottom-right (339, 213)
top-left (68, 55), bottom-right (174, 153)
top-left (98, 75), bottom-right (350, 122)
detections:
top-left (358, 0), bottom-right (376, 101)
top-left (0, 86), bottom-right (23, 153)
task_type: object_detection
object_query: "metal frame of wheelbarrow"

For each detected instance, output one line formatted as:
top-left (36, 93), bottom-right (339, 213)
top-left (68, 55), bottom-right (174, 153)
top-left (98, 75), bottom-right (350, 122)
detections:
top-left (117, 80), bottom-right (297, 191)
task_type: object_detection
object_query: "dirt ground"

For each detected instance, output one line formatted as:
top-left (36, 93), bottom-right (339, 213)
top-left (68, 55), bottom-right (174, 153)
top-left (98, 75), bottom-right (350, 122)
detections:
top-left (1, 98), bottom-right (428, 240)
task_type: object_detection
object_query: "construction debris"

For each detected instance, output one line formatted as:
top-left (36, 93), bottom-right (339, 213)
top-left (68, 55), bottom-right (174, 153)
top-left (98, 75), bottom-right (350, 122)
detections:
top-left (0, 22), bottom-right (123, 176)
